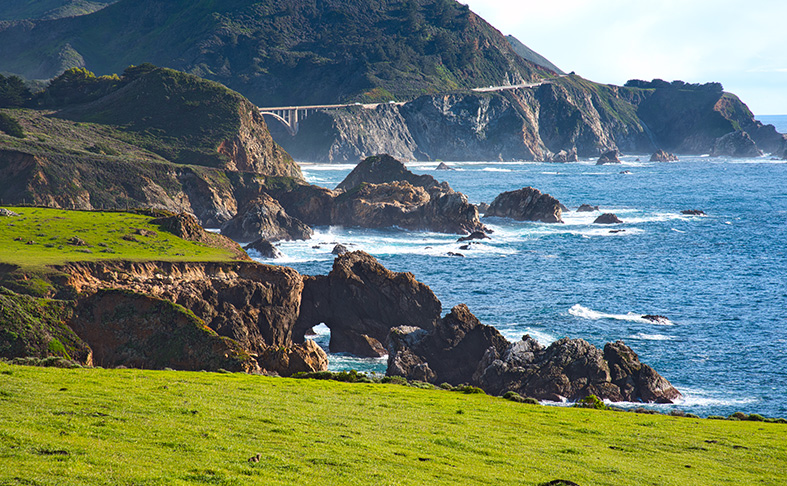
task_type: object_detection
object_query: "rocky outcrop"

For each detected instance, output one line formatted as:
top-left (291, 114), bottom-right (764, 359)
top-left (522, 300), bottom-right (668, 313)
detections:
top-left (387, 305), bottom-right (681, 403)
top-left (681, 209), bottom-right (706, 216)
top-left (244, 238), bottom-right (282, 259)
top-left (257, 340), bottom-right (328, 377)
top-left (548, 148), bottom-right (578, 162)
top-left (220, 194), bottom-right (312, 242)
top-left (596, 150), bottom-right (621, 165)
top-left (70, 289), bottom-right (258, 372)
top-left (295, 251), bottom-right (442, 357)
top-left (593, 213), bottom-right (623, 224)
top-left (576, 204), bottom-right (599, 212)
top-left (711, 131), bottom-right (763, 158)
top-left (485, 187), bottom-right (563, 223)
top-left (331, 244), bottom-right (348, 255)
top-left (435, 162), bottom-right (455, 170)
top-left (458, 231), bottom-right (490, 242)
top-left (650, 150), bottom-right (678, 162)
top-left (335, 154), bottom-right (440, 193)
top-left (0, 208), bottom-right (19, 217)
top-left (474, 336), bottom-right (681, 403)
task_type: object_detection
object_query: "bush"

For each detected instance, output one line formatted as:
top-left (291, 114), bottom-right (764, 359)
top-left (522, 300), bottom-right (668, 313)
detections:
top-left (575, 395), bottom-right (606, 410)
top-left (707, 415), bottom-right (726, 420)
top-left (0, 112), bottom-right (24, 138)
top-left (453, 385), bottom-right (485, 395)
top-left (381, 375), bottom-right (408, 385)
top-left (729, 412), bottom-right (748, 421)
top-left (0, 74), bottom-right (32, 107)
top-left (747, 414), bottom-right (765, 422)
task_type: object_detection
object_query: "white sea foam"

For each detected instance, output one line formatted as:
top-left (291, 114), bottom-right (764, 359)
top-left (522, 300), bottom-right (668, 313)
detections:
top-left (670, 228), bottom-right (686, 233)
top-left (628, 333), bottom-right (674, 341)
top-left (569, 304), bottom-right (675, 325)
top-left (497, 326), bottom-right (557, 346)
top-left (671, 388), bottom-right (758, 408)
top-left (481, 167), bottom-right (512, 172)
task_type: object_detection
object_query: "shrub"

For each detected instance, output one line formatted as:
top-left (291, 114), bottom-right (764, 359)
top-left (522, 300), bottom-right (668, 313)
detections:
top-left (747, 414), bottom-right (765, 422)
top-left (575, 395), bottom-right (606, 410)
top-left (0, 74), bottom-right (32, 107)
top-left (0, 112), bottom-right (24, 138)
top-left (381, 375), bottom-right (408, 385)
top-left (453, 385), bottom-right (485, 395)
top-left (729, 412), bottom-right (748, 421)
top-left (707, 415), bottom-right (726, 420)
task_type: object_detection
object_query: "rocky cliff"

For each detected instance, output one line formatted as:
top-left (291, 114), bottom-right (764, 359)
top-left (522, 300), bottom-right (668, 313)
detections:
top-left (274, 76), bottom-right (785, 161)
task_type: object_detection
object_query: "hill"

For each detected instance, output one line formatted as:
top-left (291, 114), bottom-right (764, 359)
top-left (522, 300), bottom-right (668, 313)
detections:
top-left (0, 363), bottom-right (785, 486)
top-left (506, 35), bottom-right (565, 74)
top-left (0, 0), bottom-right (552, 105)
top-left (0, 65), bottom-right (303, 226)
top-left (0, 1), bottom-right (116, 21)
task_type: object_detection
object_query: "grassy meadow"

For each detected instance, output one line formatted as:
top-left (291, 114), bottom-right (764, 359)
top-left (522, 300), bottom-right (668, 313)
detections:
top-left (0, 362), bottom-right (784, 486)
top-left (0, 206), bottom-right (237, 272)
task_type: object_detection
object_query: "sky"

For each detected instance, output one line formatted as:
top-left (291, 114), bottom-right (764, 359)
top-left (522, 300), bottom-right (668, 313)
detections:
top-left (462, 0), bottom-right (787, 115)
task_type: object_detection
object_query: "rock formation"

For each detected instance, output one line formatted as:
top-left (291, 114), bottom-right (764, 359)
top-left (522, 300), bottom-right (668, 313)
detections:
top-left (435, 162), bottom-right (455, 170)
top-left (596, 150), bottom-right (621, 165)
top-left (387, 305), bottom-right (681, 403)
top-left (244, 238), bottom-right (282, 259)
top-left (220, 194), bottom-right (312, 242)
top-left (577, 204), bottom-right (599, 212)
top-left (593, 213), bottom-right (623, 224)
top-left (295, 251), bottom-right (442, 357)
top-left (485, 187), bottom-right (563, 223)
top-left (681, 209), bottom-right (706, 216)
top-left (711, 131), bottom-right (763, 158)
top-left (650, 150), bottom-right (678, 162)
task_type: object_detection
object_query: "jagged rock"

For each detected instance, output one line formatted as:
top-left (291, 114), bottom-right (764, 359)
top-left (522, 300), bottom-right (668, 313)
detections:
top-left (150, 212), bottom-right (249, 259)
top-left (593, 213), bottom-right (623, 224)
top-left (619, 170), bottom-right (631, 174)
top-left (69, 289), bottom-right (259, 372)
top-left (335, 154), bottom-right (441, 193)
top-left (243, 238), bottom-right (282, 259)
top-left (650, 150), bottom-right (678, 162)
top-left (294, 251), bottom-right (442, 357)
top-left (435, 162), bottom-right (455, 170)
top-left (485, 187), bottom-right (563, 223)
top-left (641, 315), bottom-right (671, 325)
top-left (458, 244), bottom-right (471, 250)
top-left (329, 155), bottom-right (486, 234)
top-left (387, 304), bottom-right (509, 385)
top-left (681, 209), bottom-right (706, 216)
top-left (548, 148), bottom-right (578, 163)
top-left (331, 244), bottom-right (348, 255)
top-left (576, 204), bottom-right (599, 212)
top-left (711, 131), bottom-right (763, 158)
top-left (221, 194), bottom-right (312, 242)
top-left (447, 252), bottom-right (465, 257)
top-left (257, 340), bottom-right (329, 377)
top-left (596, 150), bottom-right (621, 165)
top-left (477, 202), bottom-right (490, 213)
top-left (457, 231), bottom-right (490, 242)
top-left (0, 208), bottom-right (19, 217)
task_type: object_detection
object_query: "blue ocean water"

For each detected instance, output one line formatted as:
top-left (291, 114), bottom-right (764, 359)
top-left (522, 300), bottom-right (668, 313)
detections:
top-left (757, 114), bottom-right (787, 134)
top-left (262, 155), bottom-right (787, 418)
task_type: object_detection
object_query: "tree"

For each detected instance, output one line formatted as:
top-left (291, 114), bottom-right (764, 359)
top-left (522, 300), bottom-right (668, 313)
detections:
top-left (0, 74), bottom-right (32, 107)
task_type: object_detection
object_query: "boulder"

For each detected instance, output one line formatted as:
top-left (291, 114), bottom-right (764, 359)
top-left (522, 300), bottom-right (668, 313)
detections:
top-left (477, 202), bottom-right (490, 213)
top-left (596, 150), bottom-right (621, 165)
top-left (257, 340), bottom-right (329, 377)
top-left (243, 238), bottom-right (282, 259)
top-left (0, 208), bottom-right (19, 217)
top-left (576, 204), bottom-right (599, 212)
top-left (331, 244), bottom-right (348, 255)
top-left (593, 213), bottom-right (623, 224)
top-left (447, 252), bottom-right (465, 257)
top-left (221, 194), bottom-right (313, 242)
top-left (457, 231), bottom-right (490, 242)
top-left (548, 148), bottom-right (578, 163)
top-left (294, 251), bottom-right (442, 357)
top-left (485, 187), bottom-right (563, 223)
top-left (650, 150), bottom-right (678, 162)
top-left (435, 162), bottom-right (455, 170)
top-left (68, 236), bottom-right (89, 246)
top-left (711, 131), bottom-right (763, 158)
top-left (681, 209), bottom-right (706, 216)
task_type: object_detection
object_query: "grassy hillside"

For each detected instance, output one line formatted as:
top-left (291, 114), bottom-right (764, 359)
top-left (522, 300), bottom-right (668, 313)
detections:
top-left (0, 1), bottom-right (116, 21)
top-left (0, 362), bottom-right (784, 486)
top-left (0, 0), bottom-right (552, 105)
top-left (0, 206), bottom-right (239, 272)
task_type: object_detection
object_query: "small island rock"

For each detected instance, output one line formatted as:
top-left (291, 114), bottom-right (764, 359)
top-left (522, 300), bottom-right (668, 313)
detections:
top-left (711, 131), bottom-right (763, 158)
top-left (596, 150), bottom-right (621, 165)
top-left (593, 213), bottom-right (623, 224)
top-left (457, 231), bottom-right (490, 242)
top-left (435, 162), bottom-right (455, 170)
top-left (577, 204), bottom-right (599, 212)
top-left (243, 238), bottom-right (282, 259)
top-left (331, 244), bottom-right (349, 255)
top-left (681, 209), bottom-right (706, 216)
top-left (650, 150), bottom-right (679, 162)
top-left (485, 187), bottom-right (563, 223)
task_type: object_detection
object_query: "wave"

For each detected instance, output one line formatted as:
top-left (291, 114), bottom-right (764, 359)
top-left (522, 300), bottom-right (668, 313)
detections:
top-left (481, 168), bottom-right (512, 172)
top-left (569, 304), bottom-right (675, 325)
top-left (628, 333), bottom-right (674, 341)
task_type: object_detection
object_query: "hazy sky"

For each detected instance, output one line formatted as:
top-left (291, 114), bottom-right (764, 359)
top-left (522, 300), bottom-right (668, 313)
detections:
top-left (463, 0), bottom-right (787, 115)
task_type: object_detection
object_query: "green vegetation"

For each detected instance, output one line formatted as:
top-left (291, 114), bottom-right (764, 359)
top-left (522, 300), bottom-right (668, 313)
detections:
top-left (0, 0), bottom-right (552, 105)
top-left (0, 113), bottom-right (25, 138)
top-left (0, 363), bottom-right (784, 485)
top-left (0, 74), bottom-right (33, 108)
top-left (0, 0), bottom-right (116, 20)
top-left (0, 206), bottom-right (237, 271)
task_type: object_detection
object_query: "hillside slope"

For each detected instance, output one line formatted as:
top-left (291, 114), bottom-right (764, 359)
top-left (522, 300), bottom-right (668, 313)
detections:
top-left (0, 1), bottom-right (116, 21)
top-left (0, 0), bottom-right (551, 105)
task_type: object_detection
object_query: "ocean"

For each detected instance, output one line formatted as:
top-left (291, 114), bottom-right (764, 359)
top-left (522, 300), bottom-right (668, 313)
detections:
top-left (258, 151), bottom-right (787, 418)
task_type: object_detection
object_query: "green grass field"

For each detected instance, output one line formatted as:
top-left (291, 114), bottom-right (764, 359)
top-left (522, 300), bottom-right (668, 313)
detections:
top-left (0, 363), bottom-right (784, 486)
top-left (0, 206), bottom-right (237, 271)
